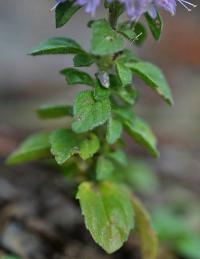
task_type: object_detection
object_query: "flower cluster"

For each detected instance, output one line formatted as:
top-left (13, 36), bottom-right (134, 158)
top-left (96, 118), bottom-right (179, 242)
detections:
top-left (53, 0), bottom-right (197, 20)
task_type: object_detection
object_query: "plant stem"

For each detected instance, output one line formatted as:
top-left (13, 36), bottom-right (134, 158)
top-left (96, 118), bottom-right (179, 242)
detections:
top-left (108, 3), bottom-right (118, 29)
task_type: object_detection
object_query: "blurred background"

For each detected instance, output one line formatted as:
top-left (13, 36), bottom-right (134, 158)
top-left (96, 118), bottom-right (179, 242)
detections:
top-left (0, 1), bottom-right (200, 259)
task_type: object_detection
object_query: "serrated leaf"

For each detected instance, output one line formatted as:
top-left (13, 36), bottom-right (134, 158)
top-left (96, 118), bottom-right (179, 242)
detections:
top-left (125, 116), bottom-right (159, 157)
top-left (108, 150), bottom-right (128, 166)
top-left (73, 53), bottom-right (94, 67)
top-left (50, 128), bottom-right (79, 164)
top-left (37, 104), bottom-right (72, 119)
top-left (80, 134), bottom-right (100, 160)
top-left (55, 0), bottom-right (81, 28)
top-left (29, 37), bottom-right (83, 56)
top-left (126, 61), bottom-right (173, 105)
top-left (72, 90), bottom-right (111, 133)
top-left (7, 133), bottom-right (50, 165)
top-left (96, 156), bottom-right (114, 180)
top-left (145, 12), bottom-right (163, 41)
top-left (91, 19), bottom-right (124, 55)
top-left (77, 181), bottom-right (134, 253)
top-left (60, 68), bottom-right (94, 86)
top-left (132, 195), bottom-right (158, 259)
top-left (106, 118), bottom-right (122, 145)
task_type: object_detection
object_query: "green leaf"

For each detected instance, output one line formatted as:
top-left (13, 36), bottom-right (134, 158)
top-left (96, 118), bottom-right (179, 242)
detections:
top-left (114, 50), bottom-right (137, 88)
top-left (37, 104), bottom-right (72, 119)
top-left (29, 37), bottom-right (83, 56)
top-left (116, 61), bottom-right (132, 86)
top-left (80, 134), bottom-right (100, 160)
top-left (106, 118), bottom-right (122, 145)
top-left (50, 128), bottom-right (79, 165)
top-left (55, 0), bottom-right (81, 28)
top-left (105, 1), bottom-right (124, 22)
top-left (91, 19), bottom-right (124, 55)
top-left (72, 90), bottom-right (111, 133)
top-left (77, 181), bottom-right (134, 253)
top-left (73, 53), bottom-right (94, 67)
top-left (117, 22), bottom-right (147, 46)
top-left (113, 106), bottom-right (134, 122)
top-left (145, 12), bottom-right (163, 41)
top-left (96, 156), bottom-right (114, 180)
top-left (132, 195), bottom-right (158, 259)
top-left (117, 85), bottom-right (138, 105)
top-left (125, 116), bottom-right (159, 157)
top-left (60, 68), bottom-right (94, 86)
top-left (123, 49), bottom-right (139, 63)
top-left (108, 150), bottom-right (128, 166)
top-left (94, 80), bottom-right (110, 101)
top-left (117, 21), bottom-right (136, 40)
top-left (126, 61), bottom-right (173, 105)
top-left (132, 22), bottom-right (147, 46)
top-left (7, 133), bottom-right (50, 165)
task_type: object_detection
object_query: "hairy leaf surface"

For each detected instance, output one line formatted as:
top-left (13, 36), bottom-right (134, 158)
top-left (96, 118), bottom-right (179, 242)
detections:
top-left (91, 19), bottom-right (124, 55)
top-left (50, 129), bottom-right (79, 164)
top-left (72, 90), bottom-right (111, 133)
top-left (77, 182), bottom-right (134, 253)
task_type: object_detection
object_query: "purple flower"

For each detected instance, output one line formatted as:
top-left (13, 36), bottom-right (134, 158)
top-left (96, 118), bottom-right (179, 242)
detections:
top-left (121, 0), bottom-right (197, 20)
top-left (154, 0), bottom-right (177, 15)
top-left (119, 0), bottom-right (154, 20)
top-left (76, 0), bottom-right (100, 16)
top-left (51, 0), bottom-right (197, 18)
top-left (51, 0), bottom-right (100, 15)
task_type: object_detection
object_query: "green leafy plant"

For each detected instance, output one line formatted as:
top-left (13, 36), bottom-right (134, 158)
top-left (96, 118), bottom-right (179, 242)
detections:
top-left (7, 0), bottom-right (196, 257)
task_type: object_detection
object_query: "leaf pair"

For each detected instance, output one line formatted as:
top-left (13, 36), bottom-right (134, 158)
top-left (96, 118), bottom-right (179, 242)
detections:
top-left (7, 129), bottom-right (100, 165)
top-left (29, 19), bottom-right (124, 58)
top-left (114, 50), bottom-right (173, 105)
